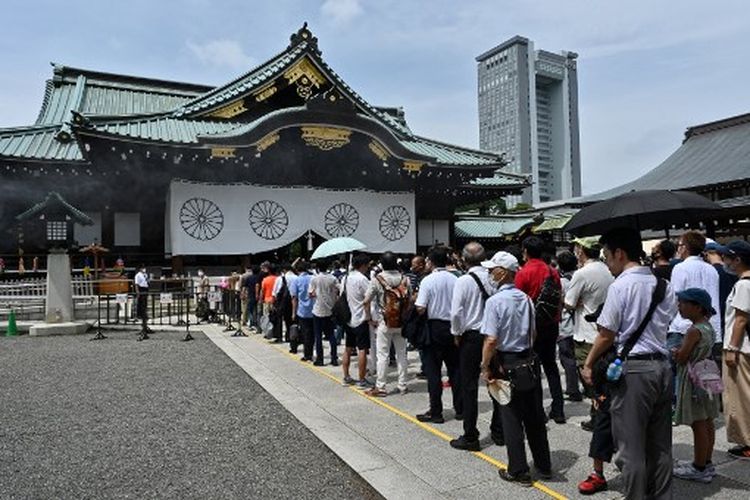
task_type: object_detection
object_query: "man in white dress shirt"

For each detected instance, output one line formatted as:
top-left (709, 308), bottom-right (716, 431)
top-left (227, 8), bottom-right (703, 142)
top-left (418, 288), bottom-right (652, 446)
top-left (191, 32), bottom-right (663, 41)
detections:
top-left (415, 246), bottom-right (461, 424)
top-left (668, 231), bottom-right (721, 347)
top-left (449, 242), bottom-right (502, 451)
top-left (134, 264), bottom-right (152, 340)
top-left (583, 227), bottom-right (677, 500)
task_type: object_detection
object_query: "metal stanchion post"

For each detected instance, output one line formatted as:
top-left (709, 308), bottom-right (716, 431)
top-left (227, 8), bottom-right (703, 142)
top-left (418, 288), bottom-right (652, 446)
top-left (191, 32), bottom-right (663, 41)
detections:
top-left (182, 291), bottom-right (193, 342)
top-left (90, 291), bottom-right (106, 341)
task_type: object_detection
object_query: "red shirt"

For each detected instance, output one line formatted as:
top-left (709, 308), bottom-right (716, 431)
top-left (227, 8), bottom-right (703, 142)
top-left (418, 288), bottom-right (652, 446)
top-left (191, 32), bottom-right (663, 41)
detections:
top-left (515, 258), bottom-right (561, 301)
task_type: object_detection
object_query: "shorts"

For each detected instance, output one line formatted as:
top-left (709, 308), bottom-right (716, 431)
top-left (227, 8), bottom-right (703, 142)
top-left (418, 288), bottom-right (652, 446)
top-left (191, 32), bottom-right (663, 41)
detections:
top-left (345, 322), bottom-right (370, 350)
top-left (589, 396), bottom-right (614, 462)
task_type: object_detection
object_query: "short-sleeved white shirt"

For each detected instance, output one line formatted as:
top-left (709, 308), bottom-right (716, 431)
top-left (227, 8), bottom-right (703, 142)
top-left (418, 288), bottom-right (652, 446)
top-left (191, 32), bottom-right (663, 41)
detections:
top-left (345, 270), bottom-right (370, 328)
top-left (450, 266), bottom-right (496, 335)
top-left (597, 266), bottom-right (677, 356)
top-left (310, 273), bottom-right (339, 318)
top-left (669, 256), bottom-right (721, 341)
top-left (564, 259), bottom-right (614, 344)
top-left (724, 277), bottom-right (750, 354)
top-left (415, 268), bottom-right (457, 321)
top-left (481, 284), bottom-right (534, 352)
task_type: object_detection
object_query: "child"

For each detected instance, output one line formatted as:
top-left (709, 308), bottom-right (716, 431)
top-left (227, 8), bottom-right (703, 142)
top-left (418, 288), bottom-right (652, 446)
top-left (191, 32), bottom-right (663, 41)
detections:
top-left (672, 288), bottom-right (721, 483)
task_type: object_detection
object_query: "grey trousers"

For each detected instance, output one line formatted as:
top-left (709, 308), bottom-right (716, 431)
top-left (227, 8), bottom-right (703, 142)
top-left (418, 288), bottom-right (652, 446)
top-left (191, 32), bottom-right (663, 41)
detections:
top-left (610, 359), bottom-right (673, 500)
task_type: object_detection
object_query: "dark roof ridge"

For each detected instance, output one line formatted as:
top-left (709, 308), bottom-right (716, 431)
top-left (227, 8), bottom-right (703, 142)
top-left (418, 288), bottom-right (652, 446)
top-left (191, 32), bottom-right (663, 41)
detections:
top-left (51, 63), bottom-right (213, 94)
top-left (684, 111), bottom-right (750, 142)
top-left (476, 35), bottom-right (529, 62)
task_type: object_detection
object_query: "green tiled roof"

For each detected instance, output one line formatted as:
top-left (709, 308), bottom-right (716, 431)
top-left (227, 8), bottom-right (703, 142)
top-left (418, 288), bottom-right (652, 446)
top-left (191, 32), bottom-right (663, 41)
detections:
top-left (455, 216), bottom-right (537, 239)
top-left (174, 44), bottom-right (308, 117)
top-left (95, 116), bottom-right (243, 143)
top-left (533, 213), bottom-right (575, 232)
top-left (0, 125), bottom-right (82, 161)
top-left (401, 138), bottom-right (500, 166)
top-left (36, 65), bottom-right (209, 126)
top-left (467, 171), bottom-right (529, 186)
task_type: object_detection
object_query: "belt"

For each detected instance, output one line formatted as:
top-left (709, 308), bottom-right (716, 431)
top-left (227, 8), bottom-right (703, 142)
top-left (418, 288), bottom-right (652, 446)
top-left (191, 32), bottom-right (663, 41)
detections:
top-left (627, 352), bottom-right (666, 361)
top-left (498, 348), bottom-right (531, 356)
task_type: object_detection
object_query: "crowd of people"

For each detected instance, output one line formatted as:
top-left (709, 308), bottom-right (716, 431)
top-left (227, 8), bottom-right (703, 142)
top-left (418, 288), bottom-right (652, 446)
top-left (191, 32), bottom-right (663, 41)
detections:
top-left (206, 228), bottom-right (750, 497)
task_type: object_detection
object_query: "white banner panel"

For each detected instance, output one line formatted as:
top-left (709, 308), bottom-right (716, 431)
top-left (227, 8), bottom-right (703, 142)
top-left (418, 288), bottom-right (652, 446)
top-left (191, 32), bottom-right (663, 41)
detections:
top-left (168, 180), bottom-right (416, 256)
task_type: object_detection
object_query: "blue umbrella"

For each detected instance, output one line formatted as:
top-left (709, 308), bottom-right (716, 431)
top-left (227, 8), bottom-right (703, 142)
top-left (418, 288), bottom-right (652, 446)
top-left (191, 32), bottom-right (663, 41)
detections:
top-left (311, 237), bottom-right (366, 260)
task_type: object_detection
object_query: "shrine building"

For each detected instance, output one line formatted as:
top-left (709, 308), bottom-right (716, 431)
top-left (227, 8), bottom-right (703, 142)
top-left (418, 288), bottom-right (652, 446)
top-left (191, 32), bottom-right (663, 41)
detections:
top-left (0, 24), bottom-right (528, 269)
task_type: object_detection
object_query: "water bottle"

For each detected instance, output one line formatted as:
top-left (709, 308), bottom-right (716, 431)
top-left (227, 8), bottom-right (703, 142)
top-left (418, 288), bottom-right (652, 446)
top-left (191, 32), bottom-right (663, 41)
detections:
top-left (606, 358), bottom-right (623, 382)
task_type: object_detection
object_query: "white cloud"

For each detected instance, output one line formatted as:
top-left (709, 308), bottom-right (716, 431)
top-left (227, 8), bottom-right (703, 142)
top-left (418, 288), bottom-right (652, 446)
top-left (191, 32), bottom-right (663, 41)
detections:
top-left (321, 0), bottom-right (363, 26)
top-left (186, 39), bottom-right (254, 69)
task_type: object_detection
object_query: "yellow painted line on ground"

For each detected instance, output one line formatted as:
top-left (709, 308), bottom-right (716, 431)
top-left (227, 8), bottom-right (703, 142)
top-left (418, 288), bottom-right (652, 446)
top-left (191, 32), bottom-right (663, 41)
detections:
top-left (242, 330), bottom-right (568, 500)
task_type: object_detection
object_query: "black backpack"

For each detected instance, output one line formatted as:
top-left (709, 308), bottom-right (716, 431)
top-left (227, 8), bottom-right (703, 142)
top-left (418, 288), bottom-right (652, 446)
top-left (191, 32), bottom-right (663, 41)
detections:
top-left (332, 276), bottom-right (352, 326)
top-left (535, 267), bottom-right (562, 330)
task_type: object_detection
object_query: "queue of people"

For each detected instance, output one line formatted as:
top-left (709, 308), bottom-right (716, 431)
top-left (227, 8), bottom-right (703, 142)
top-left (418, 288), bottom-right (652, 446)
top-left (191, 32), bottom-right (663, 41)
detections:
top-left (211, 229), bottom-right (750, 498)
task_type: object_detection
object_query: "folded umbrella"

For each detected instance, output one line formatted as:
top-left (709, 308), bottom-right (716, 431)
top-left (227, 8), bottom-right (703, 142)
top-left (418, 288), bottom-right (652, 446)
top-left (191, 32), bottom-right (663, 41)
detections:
top-left (563, 190), bottom-right (721, 236)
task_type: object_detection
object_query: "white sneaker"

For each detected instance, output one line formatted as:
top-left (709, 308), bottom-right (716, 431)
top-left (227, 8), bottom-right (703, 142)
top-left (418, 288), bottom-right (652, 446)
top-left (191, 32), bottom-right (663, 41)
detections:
top-left (673, 463), bottom-right (713, 483)
top-left (674, 459), bottom-right (716, 477)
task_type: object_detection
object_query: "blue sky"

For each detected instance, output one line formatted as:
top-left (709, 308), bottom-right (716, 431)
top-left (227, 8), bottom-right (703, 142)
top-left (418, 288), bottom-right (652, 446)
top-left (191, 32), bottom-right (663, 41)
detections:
top-left (1, 0), bottom-right (748, 195)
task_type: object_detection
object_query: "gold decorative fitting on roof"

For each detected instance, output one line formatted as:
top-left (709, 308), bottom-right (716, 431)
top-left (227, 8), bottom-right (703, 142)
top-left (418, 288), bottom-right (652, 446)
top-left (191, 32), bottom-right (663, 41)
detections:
top-left (211, 147), bottom-right (236, 159)
top-left (255, 132), bottom-right (280, 153)
top-left (209, 99), bottom-right (247, 118)
top-left (253, 84), bottom-right (278, 102)
top-left (368, 140), bottom-right (390, 162)
top-left (284, 58), bottom-right (326, 100)
top-left (402, 160), bottom-right (425, 173)
top-left (301, 126), bottom-right (351, 151)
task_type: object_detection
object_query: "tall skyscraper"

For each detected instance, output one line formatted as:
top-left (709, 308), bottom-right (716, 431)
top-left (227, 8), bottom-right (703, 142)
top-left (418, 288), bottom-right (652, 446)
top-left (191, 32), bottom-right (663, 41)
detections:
top-left (477, 36), bottom-right (581, 205)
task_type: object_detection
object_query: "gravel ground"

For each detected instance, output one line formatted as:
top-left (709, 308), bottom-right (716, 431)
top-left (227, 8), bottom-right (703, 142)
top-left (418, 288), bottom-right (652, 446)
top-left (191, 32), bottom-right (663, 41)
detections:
top-left (0, 329), bottom-right (383, 500)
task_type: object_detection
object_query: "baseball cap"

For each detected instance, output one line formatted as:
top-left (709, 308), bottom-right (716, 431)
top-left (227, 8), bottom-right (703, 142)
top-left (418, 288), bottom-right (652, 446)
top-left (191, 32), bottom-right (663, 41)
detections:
top-left (722, 240), bottom-right (750, 258)
top-left (704, 241), bottom-right (726, 253)
top-left (572, 236), bottom-right (601, 250)
top-left (481, 251), bottom-right (519, 272)
top-left (676, 288), bottom-right (716, 316)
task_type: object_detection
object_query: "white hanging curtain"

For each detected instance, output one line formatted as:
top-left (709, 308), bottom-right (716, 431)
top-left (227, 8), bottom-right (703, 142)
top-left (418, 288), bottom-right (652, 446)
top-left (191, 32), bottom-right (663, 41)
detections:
top-left (167, 180), bottom-right (416, 256)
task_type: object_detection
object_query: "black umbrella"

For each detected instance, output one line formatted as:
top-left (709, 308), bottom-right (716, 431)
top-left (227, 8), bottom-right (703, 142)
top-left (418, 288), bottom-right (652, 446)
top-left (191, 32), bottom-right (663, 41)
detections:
top-left (563, 190), bottom-right (721, 236)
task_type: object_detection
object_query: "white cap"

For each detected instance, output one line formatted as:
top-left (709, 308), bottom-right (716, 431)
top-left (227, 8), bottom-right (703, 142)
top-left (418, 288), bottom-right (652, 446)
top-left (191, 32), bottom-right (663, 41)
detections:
top-left (481, 251), bottom-right (519, 272)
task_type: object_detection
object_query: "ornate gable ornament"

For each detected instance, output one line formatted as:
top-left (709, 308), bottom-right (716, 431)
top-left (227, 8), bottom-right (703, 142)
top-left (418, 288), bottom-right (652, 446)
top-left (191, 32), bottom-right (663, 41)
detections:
top-left (288, 22), bottom-right (321, 55)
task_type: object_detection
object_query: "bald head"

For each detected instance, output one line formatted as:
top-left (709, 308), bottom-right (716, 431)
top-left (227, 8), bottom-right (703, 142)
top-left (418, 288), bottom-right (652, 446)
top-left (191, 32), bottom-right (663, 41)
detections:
top-left (462, 242), bottom-right (486, 267)
top-left (411, 256), bottom-right (425, 274)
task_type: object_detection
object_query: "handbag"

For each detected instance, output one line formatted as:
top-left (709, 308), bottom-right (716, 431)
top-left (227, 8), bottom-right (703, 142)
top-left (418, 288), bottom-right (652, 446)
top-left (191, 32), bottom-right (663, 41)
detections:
top-left (488, 296), bottom-right (540, 395)
top-left (288, 323), bottom-right (301, 344)
top-left (592, 278), bottom-right (667, 388)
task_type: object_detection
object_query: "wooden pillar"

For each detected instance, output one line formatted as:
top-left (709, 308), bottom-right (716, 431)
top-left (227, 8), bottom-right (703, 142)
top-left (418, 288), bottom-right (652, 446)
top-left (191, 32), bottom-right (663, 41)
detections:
top-left (171, 255), bottom-right (184, 276)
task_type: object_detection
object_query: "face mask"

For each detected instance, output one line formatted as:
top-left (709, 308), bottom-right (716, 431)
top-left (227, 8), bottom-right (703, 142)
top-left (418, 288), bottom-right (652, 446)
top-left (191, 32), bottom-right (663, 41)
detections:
top-left (198, 271), bottom-right (204, 277)
top-left (723, 263), bottom-right (736, 276)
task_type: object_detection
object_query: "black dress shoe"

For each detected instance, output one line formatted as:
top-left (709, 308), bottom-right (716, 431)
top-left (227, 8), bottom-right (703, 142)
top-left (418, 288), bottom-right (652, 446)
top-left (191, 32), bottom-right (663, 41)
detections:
top-left (455, 413), bottom-right (464, 421)
top-left (548, 412), bottom-right (566, 424)
top-left (498, 469), bottom-right (532, 487)
top-left (534, 466), bottom-right (553, 480)
top-left (313, 359), bottom-right (324, 366)
top-left (450, 435), bottom-right (480, 451)
top-left (416, 371), bottom-right (427, 380)
top-left (416, 412), bottom-right (445, 424)
top-left (491, 433), bottom-right (505, 446)
top-left (330, 359), bottom-right (339, 367)
top-left (581, 419), bottom-right (594, 432)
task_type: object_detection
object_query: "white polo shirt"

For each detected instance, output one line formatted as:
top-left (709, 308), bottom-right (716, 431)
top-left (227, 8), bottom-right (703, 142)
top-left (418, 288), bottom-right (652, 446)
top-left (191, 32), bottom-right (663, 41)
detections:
top-left (597, 266), bottom-right (677, 356)
top-left (669, 256), bottom-right (721, 342)
top-left (481, 284), bottom-right (534, 352)
top-left (564, 259), bottom-right (614, 344)
top-left (415, 268), bottom-right (457, 321)
top-left (450, 266), bottom-right (496, 335)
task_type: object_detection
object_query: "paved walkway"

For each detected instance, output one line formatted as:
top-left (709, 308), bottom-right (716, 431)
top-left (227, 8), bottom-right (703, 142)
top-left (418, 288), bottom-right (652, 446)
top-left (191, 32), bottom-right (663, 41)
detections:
top-left (206, 324), bottom-right (750, 500)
